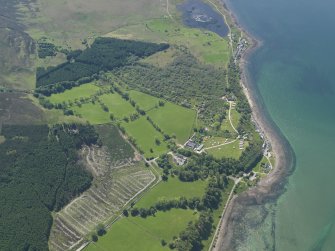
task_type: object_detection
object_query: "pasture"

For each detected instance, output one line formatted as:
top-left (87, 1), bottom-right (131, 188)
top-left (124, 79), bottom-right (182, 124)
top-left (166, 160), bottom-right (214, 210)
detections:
top-left (129, 90), bottom-right (160, 111)
top-left (99, 93), bottom-right (136, 118)
top-left (85, 209), bottom-right (198, 251)
top-left (72, 103), bottom-right (110, 124)
top-left (121, 117), bottom-right (168, 158)
top-left (148, 102), bottom-right (196, 144)
top-left (135, 177), bottom-right (207, 208)
top-left (48, 83), bottom-right (100, 104)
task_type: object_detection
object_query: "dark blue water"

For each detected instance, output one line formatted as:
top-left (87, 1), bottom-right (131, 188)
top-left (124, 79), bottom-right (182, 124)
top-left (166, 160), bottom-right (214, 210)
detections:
top-left (224, 0), bottom-right (335, 250)
top-left (178, 0), bottom-right (229, 37)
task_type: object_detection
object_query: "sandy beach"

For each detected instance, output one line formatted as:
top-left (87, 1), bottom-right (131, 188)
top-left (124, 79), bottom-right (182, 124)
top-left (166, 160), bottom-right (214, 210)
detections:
top-left (211, 0), bottom-right (296, 250)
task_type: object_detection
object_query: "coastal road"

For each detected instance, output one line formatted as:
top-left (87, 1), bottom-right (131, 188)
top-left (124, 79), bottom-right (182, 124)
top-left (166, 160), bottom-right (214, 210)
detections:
top-left (209, 177), bottom-right (241, 251)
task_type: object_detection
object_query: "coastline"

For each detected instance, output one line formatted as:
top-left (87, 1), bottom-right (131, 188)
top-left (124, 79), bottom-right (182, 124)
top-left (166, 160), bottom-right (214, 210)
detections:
top-left (212, 0), bottom-right (295, 250)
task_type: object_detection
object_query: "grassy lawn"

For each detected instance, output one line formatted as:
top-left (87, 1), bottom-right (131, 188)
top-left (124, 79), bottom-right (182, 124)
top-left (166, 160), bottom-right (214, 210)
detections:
top-left (122, 116), bottom-right (168, 158)
top-left (203, 136), bottom-right (228, 148)
top-left (206, 140), bottom-right (243, 159)
top-left (129, 90), bottom-right (160, 111)
top-left (99, 93), bottom-right (136, 118)
top-left (48, 83), bottom-right (100, 104)
top-left (86, 209), bottom-right (198, 251)
top-left (253, 156), bottom-right (267, 173)
top-left (136, 177), bottom-right (207, 208)
top-left (148, 102), bottom-right (196, 144)
top-left (72, 103), bottom-right (111, 124)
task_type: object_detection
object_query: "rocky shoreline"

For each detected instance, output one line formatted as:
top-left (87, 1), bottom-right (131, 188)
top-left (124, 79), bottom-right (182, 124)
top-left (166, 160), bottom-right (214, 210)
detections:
top-left (213, 0), bottom-right (296, 249)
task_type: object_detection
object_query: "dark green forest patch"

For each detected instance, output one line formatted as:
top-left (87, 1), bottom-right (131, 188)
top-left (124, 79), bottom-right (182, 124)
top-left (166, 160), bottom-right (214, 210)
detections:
top-left (0, 124), bottom-right (99, 250)
top-left (36, 37), bottom-right (169, 88)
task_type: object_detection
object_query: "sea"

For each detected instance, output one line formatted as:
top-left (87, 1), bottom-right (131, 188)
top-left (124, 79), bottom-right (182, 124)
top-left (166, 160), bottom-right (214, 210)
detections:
top-left (223, 0), bottom-right (335, 250)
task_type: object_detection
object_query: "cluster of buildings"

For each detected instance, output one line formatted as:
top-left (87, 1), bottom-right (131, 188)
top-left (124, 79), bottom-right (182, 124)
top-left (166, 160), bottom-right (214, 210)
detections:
top-left (234, 38), bottom-right (247, 63)
top-left (172, 154), bottom-right (188, 166)
top-left (185, 139), bottom-right (204, 153)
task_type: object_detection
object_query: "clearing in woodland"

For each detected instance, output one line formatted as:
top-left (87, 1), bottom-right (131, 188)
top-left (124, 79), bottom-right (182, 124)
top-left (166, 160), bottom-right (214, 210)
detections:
top-left (48, 83), bottom-right (101, 104)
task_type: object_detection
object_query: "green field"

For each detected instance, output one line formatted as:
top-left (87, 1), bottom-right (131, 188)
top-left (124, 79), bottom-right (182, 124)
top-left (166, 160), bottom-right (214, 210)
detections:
top-left (48, 83), bottom-right (100, 104)
top-left (122, 116), bottom-right (168, 158)
top-left (99, 93), bottom-right (136, 118)
top-left (73, 103), bottom-right (110, 124)
top-left (86, 209), bottom-right (198, 251)
top-left (109, 18), bottom-right (231, 66)
top-left (203, 136), bottom-right (229, 148)
top-left (148, 102), bottom-right (196, 144)
top-left (129, 90), bottom-right (160, 111)
top-left (206, 140), bottom-right (243, 159)
top-left (136, 177), bottom-right (207, 208)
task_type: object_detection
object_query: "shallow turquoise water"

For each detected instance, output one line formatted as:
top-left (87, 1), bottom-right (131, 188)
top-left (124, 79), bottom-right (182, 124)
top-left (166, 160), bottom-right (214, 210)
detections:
top-left (225, 0), bottom-right (335, 250)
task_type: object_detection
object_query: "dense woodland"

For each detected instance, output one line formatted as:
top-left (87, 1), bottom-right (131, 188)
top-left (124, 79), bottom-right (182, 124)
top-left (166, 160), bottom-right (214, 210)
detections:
top-left (226, 58), bottom-right (253, 134)
top-left (171, 146), bottom-right (262, 181)
top-left (37, 42), bottom-right (57, 58)
top-left (36, 38), bottom-right (168, 88)
top-left (113, 51), bottom-right (228, 126)
top-left (0, 124), bottom-right (99, 250)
